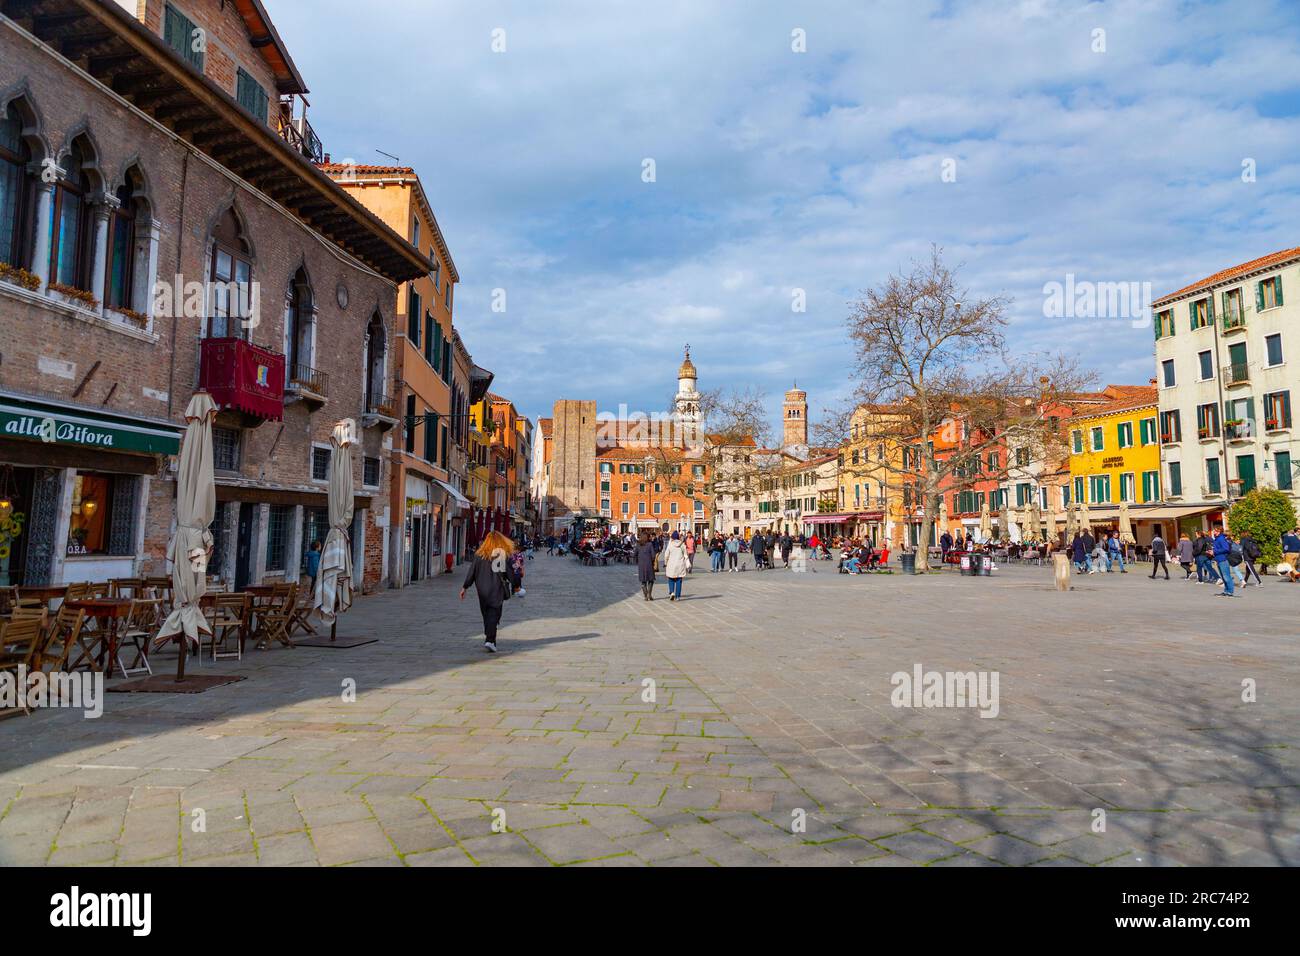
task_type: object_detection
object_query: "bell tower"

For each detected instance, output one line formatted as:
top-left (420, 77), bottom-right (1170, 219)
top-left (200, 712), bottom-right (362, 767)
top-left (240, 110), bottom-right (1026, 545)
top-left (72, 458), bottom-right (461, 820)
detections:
top-left (783, 385), bottom-right (807, 447)
top-left (674, 345), bottom-right (701, 444)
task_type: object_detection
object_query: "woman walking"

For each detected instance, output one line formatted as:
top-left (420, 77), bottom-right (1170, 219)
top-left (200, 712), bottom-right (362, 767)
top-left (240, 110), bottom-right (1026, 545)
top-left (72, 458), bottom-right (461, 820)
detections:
top-left (664, 531), bottom-right (689, 601)
top-left (1177, 533), bottom-right (1195, 579)
top-left (636, 531), bottom-right (657, 600)
top-left (460, 530), bottom-right (514, 653)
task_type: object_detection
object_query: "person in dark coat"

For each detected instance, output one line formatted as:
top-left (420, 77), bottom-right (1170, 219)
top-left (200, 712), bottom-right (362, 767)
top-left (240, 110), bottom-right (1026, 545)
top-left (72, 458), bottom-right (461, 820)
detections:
top-left (460, 530), bottom-right (514, 653)
top-left (751, 532), bottom-right (767, 569)
top-left (780, 533), bottom-right (793, 568)
top-left (636, 531), bottom-right (657, 600)
top-left (1071, 532), bottom-right (1087, 573)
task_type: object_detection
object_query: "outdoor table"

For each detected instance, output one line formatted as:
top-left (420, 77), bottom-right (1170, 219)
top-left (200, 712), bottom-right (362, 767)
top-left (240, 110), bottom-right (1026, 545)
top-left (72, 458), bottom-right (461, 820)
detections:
top-left (18, 585), bottom-right (69, 608)
top-left (63, 597), bottom-right (132, 677)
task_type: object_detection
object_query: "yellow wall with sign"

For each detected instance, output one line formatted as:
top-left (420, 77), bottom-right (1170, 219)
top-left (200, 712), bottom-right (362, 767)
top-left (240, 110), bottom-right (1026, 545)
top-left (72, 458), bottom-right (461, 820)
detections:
top-left (1068, 405), bottom-right (1162, 503)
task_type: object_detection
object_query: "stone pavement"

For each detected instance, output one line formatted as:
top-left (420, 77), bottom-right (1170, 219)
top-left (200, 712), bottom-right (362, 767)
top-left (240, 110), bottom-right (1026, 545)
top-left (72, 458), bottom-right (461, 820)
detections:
top-left (1, 554), bottom-right (1297, 866)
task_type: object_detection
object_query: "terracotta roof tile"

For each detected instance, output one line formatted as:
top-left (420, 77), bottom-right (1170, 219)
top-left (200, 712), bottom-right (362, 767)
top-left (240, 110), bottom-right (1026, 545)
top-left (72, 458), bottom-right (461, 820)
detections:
top-left (1154, 246), bottom-right (1300, 306)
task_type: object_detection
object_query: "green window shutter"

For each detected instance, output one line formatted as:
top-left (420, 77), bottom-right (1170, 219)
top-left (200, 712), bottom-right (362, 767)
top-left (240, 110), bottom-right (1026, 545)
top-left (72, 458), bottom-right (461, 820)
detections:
top-left (1278, 453), bottom-right (1293, 491)
top-left (1277, 276), bottom-right (1284, 307)
top-left (1206, 295), bottom-right (1215, 321)
top-left (1257, 282), bottom-right (1266, 311)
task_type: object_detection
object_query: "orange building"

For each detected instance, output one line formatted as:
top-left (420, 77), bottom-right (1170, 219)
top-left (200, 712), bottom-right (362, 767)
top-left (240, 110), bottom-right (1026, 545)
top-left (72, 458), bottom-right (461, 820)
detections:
top-left (321, 164), bottom-right (462, 585)
top-left (598, 447), bottom-right (710, 535)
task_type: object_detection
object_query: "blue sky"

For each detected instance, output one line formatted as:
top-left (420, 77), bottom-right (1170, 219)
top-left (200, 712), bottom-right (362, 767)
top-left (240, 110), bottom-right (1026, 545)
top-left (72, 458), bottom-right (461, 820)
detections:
top-left (275, 0), bottom-right (1300, 429)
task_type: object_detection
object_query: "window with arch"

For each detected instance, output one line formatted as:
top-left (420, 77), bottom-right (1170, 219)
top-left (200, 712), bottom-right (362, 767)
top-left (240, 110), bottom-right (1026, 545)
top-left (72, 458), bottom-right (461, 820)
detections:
top-left (208, 208), bottom-right (252, 338)
top-left (285, 267), bottom-right (314, 380)
top-left (49, 140), bottom-right (94, 289)
top-left (0, 107), bottom-right (33, 268)
top-left (105, 168), bottom-right (149, 313)
top-left (365, 312), bottom-right (386, 410)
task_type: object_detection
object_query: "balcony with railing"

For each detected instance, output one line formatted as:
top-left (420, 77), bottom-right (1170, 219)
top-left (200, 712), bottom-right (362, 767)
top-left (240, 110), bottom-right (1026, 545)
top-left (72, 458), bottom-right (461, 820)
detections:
top-left (284, 362), bottom-right (328, 408)
top-left (276, 96), bottom-right (324, 164)
top-left (198, 337), bottom-right (285, 423)
top-left (1222, 309), bottom-right (1248, 333)
top-left (1225, 420), bottom-right (1254, 443)
top-left (1223, 363), bottom-right (1251, 387)
top-left (361, 388), bottom-right (399, 430)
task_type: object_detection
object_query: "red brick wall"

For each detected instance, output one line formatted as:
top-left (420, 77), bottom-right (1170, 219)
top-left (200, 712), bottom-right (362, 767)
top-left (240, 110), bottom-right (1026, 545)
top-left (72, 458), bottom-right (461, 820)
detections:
top-left (1, 23), bottom-right (394, 580)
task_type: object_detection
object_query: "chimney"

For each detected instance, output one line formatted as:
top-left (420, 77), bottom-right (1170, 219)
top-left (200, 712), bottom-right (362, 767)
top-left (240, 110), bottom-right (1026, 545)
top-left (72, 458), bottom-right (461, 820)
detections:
top-left (322, 152), bottom-right (331, 166)
top-left (1149, 377), bottom-right (1157, 387)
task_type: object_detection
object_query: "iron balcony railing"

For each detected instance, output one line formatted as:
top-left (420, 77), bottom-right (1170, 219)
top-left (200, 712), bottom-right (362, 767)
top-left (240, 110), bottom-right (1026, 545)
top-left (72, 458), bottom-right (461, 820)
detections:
top-left (286, 362), bottom-right (328, 396)
top-left (365, 389), bottom-right (397, 418)
top-left (1222, 363), bottom-right (1250, 386)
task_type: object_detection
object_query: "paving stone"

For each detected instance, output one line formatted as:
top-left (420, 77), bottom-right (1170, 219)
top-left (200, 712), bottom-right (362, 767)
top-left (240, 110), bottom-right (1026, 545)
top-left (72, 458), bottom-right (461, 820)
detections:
top-left (1, 557), bottom-right (1294, 867)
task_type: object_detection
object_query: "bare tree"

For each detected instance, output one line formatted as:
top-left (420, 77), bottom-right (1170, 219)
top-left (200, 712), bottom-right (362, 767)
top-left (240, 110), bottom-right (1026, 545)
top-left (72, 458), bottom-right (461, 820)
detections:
top-left (837, 246), bottom-right (1095, 570)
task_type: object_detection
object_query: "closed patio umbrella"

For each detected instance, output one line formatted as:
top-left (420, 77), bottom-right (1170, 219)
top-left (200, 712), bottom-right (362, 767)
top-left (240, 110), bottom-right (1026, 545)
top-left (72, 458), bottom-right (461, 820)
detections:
top-left (979, 496), bottom-right (992, 542)
top-left (1005, 504), bottom-right (1019, 542)
top-left (1118, 500), bottom-right (1136, 545)
top-left (155, 391), bottom-right (217, 681)
top-left (1079, 497), bottom-right (1091, 535)
top-left (938, 493), bottom-right (948, 534)
top-left (1044, 492), bottom-right (1058, 545)
top-left (1026, 500), bottom-right (1041, 543)
top-left (314, 419), bottom-right (355, 632)
top-left (1065, 502), bottom-right (1078, 540)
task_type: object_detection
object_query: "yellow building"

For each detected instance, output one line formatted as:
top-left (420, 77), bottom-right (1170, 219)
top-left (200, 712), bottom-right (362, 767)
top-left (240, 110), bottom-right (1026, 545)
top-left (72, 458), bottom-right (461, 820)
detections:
top-left (1067, 387), bottom-right (1161, 514)
top-left (833, 404), bottom-right (911, 546)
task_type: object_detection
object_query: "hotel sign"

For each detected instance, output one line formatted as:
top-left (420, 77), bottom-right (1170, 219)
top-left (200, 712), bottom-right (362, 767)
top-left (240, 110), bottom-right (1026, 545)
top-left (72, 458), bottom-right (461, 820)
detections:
top-left (0, 397), bottom-right (181, 456)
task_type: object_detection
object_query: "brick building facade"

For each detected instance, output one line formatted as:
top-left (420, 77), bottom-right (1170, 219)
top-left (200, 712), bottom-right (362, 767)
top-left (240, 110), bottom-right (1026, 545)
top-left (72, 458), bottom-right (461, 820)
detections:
top-left (0, 0), bottom-right (428, 592)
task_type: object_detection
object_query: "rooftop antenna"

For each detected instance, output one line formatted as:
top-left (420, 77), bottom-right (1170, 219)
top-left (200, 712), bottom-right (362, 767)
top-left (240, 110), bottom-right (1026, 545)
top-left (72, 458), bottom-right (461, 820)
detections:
top-left (375, 148), bottom-right (400, 162)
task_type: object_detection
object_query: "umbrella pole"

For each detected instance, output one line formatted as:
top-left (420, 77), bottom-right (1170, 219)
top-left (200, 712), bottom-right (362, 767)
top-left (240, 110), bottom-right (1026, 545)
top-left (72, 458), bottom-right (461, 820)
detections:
top-left (330, 589), bottom-right (339, 643)
top-left (175, 636), bottom-right (186, 682)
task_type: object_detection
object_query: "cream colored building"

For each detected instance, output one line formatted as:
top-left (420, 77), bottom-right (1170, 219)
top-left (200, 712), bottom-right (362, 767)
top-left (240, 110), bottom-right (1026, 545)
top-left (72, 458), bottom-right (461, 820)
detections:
top-left (1153, 246), bottom-right (1299, 529)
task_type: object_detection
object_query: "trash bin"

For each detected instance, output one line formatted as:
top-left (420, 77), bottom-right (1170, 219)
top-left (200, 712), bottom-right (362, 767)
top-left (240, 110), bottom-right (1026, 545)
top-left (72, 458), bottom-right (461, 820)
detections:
top-left (900, 552), bottom-right (916, 575)
top-left (969, 553), bottom-right (984, 577)
top-left (959, 554), bottom-right (972, 576)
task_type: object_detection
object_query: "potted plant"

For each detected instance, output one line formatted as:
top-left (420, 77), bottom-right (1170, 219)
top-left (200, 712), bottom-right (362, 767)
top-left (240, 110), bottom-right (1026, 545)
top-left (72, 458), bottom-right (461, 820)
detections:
top-left (47, 281), bottom-right (99, 311)
top-left (106, 305), bottom-right (149, 328)
top-left (1266, 418), bottom-right (1280, 430)
top-left (0, 261), bottom-right (41, 292)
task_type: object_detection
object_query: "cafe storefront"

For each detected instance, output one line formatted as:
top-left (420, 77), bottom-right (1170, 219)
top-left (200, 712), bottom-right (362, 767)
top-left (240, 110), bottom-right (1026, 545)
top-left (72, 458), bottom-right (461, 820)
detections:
top-left (0, 390), bottom-right (182, 587)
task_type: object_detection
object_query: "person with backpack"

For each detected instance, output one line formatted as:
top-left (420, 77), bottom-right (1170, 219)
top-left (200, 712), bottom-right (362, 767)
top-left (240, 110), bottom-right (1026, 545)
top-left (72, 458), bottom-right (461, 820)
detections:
top-left (1239, 531), bottom-right (1263, 587)
top-left (1212, 524), bottom-right (1235, 597)
top-left (1148, 531), bottom-right (1170, 580)
top-left (460, 531), bottom-right (515, 653)
top-left (663, 531), bottom-right (689, 601)
top-left (1193, 531), bottom-right (1219, 584)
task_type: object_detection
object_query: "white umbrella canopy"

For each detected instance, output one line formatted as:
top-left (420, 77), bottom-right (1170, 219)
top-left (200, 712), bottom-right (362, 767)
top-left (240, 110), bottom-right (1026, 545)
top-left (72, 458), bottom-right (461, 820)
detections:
top-left (978, 496), bottom-right (991, 542)
top-left (1065, 502), bottom-right (1078, 539)
top-left (629, 515), bottom-right (639, 535)
top-left (938, 493), bottom-right (949, 533)
top-left (1044, 491), bottom-right (1058, 543)
top-left (1079, 497), bottom-right (1092, 535)
top-left (1026, 500), bottom-right (1041, 542)
top-left (314, 420), bottom-right (355, 624)
top-left (1006, 504), bottom-right (1021, 542)
top-left (155, 391), bottom-right (217, 679)
top-left (1118, 500), bottom-right (1136, 545)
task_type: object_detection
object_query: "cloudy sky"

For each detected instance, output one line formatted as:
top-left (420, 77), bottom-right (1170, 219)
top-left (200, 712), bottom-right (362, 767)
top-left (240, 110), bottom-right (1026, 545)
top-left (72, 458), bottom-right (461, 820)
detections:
top-left (276, 0), bottom-right (1300, 430)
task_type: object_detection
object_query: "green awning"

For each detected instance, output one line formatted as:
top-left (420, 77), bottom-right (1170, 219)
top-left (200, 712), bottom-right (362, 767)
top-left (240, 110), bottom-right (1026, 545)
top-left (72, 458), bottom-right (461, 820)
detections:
top-left (0, 392), bottom-right (182, 456)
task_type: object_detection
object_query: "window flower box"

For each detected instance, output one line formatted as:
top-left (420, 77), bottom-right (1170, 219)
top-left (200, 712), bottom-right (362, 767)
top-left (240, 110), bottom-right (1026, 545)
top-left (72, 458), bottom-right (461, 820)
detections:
top-left (0, 262), bottom-right (41, 292)
top-left (106, 305), bottom-right (149, 329)
top-left (47, 281), bottom-right (99, 311)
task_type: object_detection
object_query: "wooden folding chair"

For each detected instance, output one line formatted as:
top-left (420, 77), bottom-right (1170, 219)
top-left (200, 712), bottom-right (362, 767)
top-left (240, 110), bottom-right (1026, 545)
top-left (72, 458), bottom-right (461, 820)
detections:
top-left (255, 583), bottom-right (297, 650)
top-left (109, 577), bottom-right (144, 599)
top-left (205, 593), bottom-right (249, 662)
top-left (64, 582), bottom-right (91, 601)
top-left (288, 584), bottom-right (317, 637)
top-left (43, 607), bottom-right (95, 673)
top-left (1, 618), bottom-right (45, 717)
top-left (116, 598), bottom-right (162, 677)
